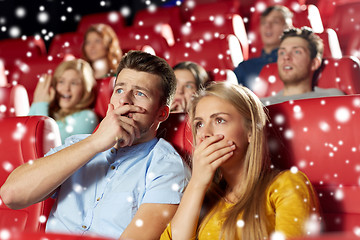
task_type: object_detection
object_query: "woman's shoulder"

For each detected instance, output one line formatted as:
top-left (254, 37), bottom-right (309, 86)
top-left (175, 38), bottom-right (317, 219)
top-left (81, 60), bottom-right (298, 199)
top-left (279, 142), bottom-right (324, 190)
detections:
top-left (70, 109), bottom-right (98, 118)
top-left (268, 169), bottom-right (312, 194)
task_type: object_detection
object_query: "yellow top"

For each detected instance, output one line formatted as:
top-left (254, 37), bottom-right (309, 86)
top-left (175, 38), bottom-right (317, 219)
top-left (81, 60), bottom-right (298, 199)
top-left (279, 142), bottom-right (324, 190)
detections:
top-left (161, 170), bottom-right (320, 240)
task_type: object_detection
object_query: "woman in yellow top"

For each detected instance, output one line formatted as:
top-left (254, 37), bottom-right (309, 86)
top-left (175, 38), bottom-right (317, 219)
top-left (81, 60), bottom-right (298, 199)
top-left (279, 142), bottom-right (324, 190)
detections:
top-left (161, 82), bottom-right (321, 240)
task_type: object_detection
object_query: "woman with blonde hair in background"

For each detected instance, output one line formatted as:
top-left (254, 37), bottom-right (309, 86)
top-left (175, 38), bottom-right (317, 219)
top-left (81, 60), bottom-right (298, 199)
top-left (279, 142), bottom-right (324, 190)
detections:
top-left (29, 59), bottom-right (99, 143)
top-left (82, 23), bottom-right (122, 79)
top-left (161, 82), bottom-right (321, 239)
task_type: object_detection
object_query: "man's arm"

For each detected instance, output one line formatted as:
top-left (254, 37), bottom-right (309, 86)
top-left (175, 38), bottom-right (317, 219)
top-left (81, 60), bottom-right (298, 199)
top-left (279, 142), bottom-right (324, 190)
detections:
top-left (0, 104), bottom-right (142, 210)
top-left (120, 203), bottom-right (178, 240)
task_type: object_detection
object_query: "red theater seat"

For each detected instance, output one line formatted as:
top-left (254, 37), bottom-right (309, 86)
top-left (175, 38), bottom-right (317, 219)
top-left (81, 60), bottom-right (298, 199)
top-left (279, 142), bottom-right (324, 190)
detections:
top-left (0, 84), bottom-right (30, 118)
top-left (94, 76), bottom-right (115, 120)
top-left (254, 56), bottom-right (360, 98)
top-left (166, 34), bottom-right (242, 74)
top-left (117, 26), bottom-right (170, 58)
top-left (10, 55), bottom-right (67, 103)
top-left (77, 11), bottom-right (126, 34)
top-left (0, 37), bottom-right (47, 80)
top-left (180, 14), bottom-right (249, 60)
top-left (326, 2), bottom-right (360, 54)
top-left (133, 6), bottom-right (183, 41)
top-left (267, 95), bottom-right (360, 232)
top-left (48, 32), bottom-right (83, 58)
top-left (0, 116), bottom-right (61, 232)
top-left (157, 113), bottom-right (193, 166)
top-left (182, 0), bottom-right (240, 23)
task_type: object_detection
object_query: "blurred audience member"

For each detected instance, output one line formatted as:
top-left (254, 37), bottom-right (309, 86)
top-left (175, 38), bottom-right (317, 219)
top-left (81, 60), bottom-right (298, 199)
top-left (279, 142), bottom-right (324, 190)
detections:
top-left (234, 5), bottom-right (293, 90)
top-left (82, 23), bottom-right (123, 79)
top-left (170, 61), bottom-right (209, 113)
top-left (29, 59), bottom-right (99, 143)
top-left (261, 27), bottom-right (344, 105)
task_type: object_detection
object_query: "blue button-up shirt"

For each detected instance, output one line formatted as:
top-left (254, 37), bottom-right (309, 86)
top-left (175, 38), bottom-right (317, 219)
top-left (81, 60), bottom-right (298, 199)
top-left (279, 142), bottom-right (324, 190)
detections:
top-left (45, 134), bottom-right (190, 238)
top-left (233, 48), bottom-right (278, 90)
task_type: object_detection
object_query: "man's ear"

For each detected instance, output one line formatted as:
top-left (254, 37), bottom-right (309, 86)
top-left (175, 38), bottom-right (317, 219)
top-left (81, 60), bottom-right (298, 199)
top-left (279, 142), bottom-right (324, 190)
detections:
top-left (311, 57), bottom-right (322, 71)
top-left (158, 105), bottom-right (170, 122)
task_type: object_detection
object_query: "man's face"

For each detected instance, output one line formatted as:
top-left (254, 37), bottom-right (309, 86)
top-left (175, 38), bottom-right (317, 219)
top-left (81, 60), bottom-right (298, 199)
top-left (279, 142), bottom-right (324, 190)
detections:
top-left (260, 10), bottom-right (288, 51)
top-left (110, 68), bottom-right (167, 144)
top-left (277, 36), bottom-right (316, 85)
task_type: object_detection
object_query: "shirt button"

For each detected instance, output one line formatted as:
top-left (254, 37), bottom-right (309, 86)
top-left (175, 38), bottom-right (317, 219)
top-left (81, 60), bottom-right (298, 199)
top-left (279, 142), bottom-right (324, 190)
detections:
top-left (82, 225), bottom-right (87, 229)
top-left (111, 166), bottom-right (115, 170)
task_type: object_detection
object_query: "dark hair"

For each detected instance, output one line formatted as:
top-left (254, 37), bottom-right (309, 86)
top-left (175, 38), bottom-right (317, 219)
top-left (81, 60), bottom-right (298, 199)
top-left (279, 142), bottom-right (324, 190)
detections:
top-left (116, 50), bottom-right (176, 107)
top-left (261, 5), bottom-right (293, 27)
top-left (281, 27), bottom-right (324, 60)
top-left (173, 61), bottom-right (209, 90)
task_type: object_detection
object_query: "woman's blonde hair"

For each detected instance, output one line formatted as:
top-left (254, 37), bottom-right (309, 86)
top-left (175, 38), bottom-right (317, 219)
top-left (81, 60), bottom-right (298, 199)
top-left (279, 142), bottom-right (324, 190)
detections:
top-left (189, 82), bottom-right (278, 240)
top-left (82, 23), bottom-right (123, 75)
top-left (49, 59), bottom-right (96, 120)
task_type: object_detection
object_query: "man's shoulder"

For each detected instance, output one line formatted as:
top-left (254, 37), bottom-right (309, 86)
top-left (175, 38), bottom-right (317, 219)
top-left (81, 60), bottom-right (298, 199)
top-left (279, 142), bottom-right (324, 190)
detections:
top-left (45, 134), bottom-right (91, 156)
top-left (313, 87), bottom-right (345, 95)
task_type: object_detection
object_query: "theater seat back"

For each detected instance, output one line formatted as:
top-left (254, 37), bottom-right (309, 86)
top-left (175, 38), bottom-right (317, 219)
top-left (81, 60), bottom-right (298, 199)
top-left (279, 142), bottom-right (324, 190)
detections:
top-left (157, 113), bottom-right (193, 166)
top-left (0, 116), bottom-right (61, 232)
top-left (0, 84), bottom-right (30, 117)
top-left (94, 76), bottom-right (115, 120)
top-left (267, 95), bottom-right (360, 232)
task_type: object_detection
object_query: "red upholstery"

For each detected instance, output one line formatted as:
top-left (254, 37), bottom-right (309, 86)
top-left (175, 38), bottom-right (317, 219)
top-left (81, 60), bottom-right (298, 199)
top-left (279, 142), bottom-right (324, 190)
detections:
top-left (0, 37), bottom-right (47, 80)
top-left (77, 11), bottom-right (126, 34)
top-left (254, 56), bottom-right (360, 98)
top-left (2, 231), bottom-right (112, 240)
top-left (266, 95), bottom-right (360, 232)
top-left (94, 76), bottom-right (115, 120)
top-left (345, 31), bottom-right (360, 59)
top-left (0, 84), bottom-right (30, 118)
top-left (326, 2), bottom-right (360, 54)
top-left (166, 34), bottom-right (242, 73)
top-left (133, 6), bottom-right (183, 41)
top-left (182, 0), bottom-right (240, 23)
top-left (180, 14), bottom-right (249, 60)
top-left (117, 26), bottom-right (170, 58)
top-left (157, 113), bottom-right (193, 166)
top-left (48, 32), bottom-right (83, 58)
top-left (317, 28), bottom-right (343, 59)
top-left (0, 116), bottom-right (61, 232)
top-left (291, 231), bottom-right (359, 239)
top-left (10, 55), bottom-right (67, 103)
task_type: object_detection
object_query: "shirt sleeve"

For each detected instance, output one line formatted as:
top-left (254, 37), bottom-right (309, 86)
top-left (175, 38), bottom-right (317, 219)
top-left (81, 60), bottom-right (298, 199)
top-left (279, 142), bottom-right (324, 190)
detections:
top-left (267, 170), bottom-right (320, 238)
top-left (28, 102), bottom-right (49, 116)
top-left (142, 141), bottom-right (191, 205)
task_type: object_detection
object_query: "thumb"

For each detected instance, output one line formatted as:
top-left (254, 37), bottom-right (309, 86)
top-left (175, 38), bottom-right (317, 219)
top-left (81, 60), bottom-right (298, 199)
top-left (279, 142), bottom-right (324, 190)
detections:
top-left (106, 103), bottom-right (114, 115)
top-left (49, 87), bottom-right (56, 102)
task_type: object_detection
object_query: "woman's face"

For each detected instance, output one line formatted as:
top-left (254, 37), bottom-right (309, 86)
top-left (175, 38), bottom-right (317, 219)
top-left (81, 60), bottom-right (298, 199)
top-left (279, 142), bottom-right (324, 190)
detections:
top-left (193, 95), bottom-right (250, 166)
top-left (84, 31), bottom-right (107, 62)
top-left (171, 69), bottom-right (198, 113)
top-left (56, 69), bottom-right (84, 112)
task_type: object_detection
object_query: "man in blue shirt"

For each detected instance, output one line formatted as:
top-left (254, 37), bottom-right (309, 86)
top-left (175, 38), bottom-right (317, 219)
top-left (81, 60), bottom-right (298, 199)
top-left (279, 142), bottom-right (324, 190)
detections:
top-left (0, 51), bottom-right (191, 239)
top-left (234, 5), bottom-right (293, 90)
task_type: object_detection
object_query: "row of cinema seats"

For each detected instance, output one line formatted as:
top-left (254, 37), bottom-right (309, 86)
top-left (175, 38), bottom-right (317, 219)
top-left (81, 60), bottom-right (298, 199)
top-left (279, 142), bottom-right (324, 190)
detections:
top-left (0, 0), bottom-right (355, 103)
top-left (1, 94), bottom-right (359, 238)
